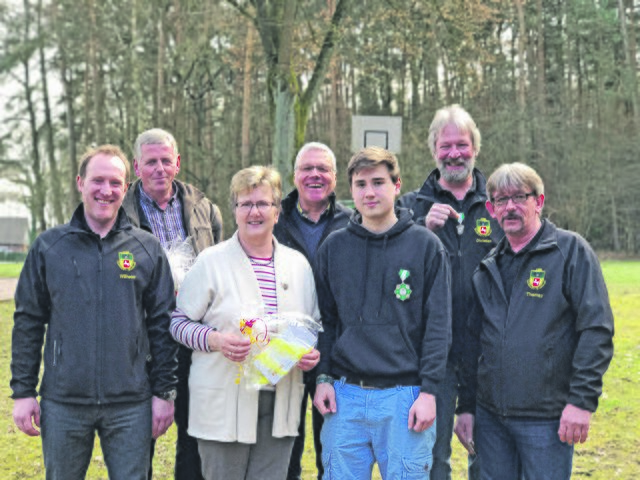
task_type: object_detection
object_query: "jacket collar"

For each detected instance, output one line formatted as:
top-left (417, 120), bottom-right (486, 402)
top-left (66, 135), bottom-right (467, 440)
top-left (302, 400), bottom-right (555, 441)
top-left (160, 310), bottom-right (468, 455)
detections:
top-left (123, 178), bottom-right (203, 229)
top-left (417, 167), bottom-right (488, 204)
top-left (69, 203), bottom-right (132, 236)
top-left (280, 188), bottom-right (338, 217)
top-left (492, 219), bottom-right (557, 259)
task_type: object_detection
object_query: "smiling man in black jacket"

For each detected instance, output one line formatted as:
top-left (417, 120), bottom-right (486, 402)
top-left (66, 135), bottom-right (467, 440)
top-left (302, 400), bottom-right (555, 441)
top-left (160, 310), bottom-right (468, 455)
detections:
top-left (398, 104), bottom-right (501, 480)
top-left (11, 145), bottom-right (177, 479)
top-left (314, 147), bottom-right (451, 479)
top-left (274, 142), bottom-right (352, 480)
top-left (456, 163), bottom-right (614, 480)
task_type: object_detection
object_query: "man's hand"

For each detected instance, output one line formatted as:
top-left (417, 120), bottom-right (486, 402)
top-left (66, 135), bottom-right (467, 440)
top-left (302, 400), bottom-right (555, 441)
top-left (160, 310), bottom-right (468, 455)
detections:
top-left (207, 331), bottom-right (251, 363)
top-left (408, 392), bottom-right (436, 432)
top-left (152, 396), bottom-right (175, 439)
top-left (454, 413), bottom-right (476, 455)
top-left (558, 404), bottom-right (592, 445)
top-left (13, 397), bottom-right (41, 436)
top-left (425, 204), bottom-right (460, 231)
top-left (297, 348), bottom-right (320, 372)
top-left (313, 382), bottom-right (337, 415)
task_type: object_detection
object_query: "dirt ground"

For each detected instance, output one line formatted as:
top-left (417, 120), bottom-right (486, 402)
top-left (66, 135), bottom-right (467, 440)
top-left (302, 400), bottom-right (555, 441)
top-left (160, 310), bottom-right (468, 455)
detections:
top-left (0, 278), bottom-right (17, 302)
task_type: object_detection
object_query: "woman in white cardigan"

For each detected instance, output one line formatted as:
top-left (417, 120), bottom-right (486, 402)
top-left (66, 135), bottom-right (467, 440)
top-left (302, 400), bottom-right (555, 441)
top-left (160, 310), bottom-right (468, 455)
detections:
top-left (170, 166), bottom-right (321, 480)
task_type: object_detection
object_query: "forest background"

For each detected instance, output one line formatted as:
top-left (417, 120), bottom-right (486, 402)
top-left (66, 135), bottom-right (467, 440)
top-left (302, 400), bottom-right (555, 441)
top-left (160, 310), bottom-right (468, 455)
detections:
top-left (1, 0), bottom-right (639, 252)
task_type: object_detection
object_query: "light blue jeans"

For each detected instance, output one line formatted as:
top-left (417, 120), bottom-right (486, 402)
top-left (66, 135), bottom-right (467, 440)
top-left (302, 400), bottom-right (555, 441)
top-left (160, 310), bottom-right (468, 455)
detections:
top-left (321, 379), bottom-right (436, 479)
top-left (41, 397), bottom-right (152, 480)
top-left (475, 404), bottom-right (573, 480)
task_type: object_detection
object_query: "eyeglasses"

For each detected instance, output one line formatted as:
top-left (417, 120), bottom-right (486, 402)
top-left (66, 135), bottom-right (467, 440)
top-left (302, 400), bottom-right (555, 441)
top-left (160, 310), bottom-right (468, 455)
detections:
top-left (235, 201), bottom-right (276, 213)
top-left (492, 192), bottom-right (536, 208)
top-left (297, 165), bottom-right (333, 174)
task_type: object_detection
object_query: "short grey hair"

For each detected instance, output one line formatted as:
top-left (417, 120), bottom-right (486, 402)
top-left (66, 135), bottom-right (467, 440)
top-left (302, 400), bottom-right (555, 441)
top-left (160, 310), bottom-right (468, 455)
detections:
top-left (133, 128), bottom-right (179, 159)
top-left (294, 142), bottom-right (337, 171)
top-left (486, 162), bottom-right (545, 200)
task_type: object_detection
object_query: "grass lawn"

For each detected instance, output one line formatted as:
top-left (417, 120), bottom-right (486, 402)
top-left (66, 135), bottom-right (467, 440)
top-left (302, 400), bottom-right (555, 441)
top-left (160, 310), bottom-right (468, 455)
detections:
top-left (0, 263), bottom-right (23, 278)
top-left (1, 260), bottom-right (638, 478)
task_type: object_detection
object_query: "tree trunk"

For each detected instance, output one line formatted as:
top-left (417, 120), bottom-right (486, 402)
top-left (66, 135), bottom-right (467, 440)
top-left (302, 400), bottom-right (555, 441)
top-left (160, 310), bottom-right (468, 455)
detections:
top-left (270, 0), bottom-right (297, 190)
top-left (328, 0), bottom-right (337, 149)
top-left (37, 0), bottom-right (65, 225)
top-left (617, 0), bottom-right (639, 129)
top-left (241, 20), bottom-right (255, 168)
top-left (514, 0), bottom-right (527, 162)
top-left (247, 0), bottom-right (349, 191)
top-left (88, 0), bottom-right (104, 144)
top-left (51, 0), bottom-right (80, 209)
top-left (22, 0), bottom-right (46, 233)
top-left (156, 7), bottom-right (165, 125)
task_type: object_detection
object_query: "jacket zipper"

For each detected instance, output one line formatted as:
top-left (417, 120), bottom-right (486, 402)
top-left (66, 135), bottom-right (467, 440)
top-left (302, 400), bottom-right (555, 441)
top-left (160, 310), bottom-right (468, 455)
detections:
top-left (96, 240), bottom-right (103, 405)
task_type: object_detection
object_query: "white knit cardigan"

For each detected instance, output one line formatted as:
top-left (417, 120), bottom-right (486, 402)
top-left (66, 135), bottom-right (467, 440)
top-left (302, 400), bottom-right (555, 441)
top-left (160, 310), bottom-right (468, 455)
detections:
top-left (176, 231), bottom-right (320, 443)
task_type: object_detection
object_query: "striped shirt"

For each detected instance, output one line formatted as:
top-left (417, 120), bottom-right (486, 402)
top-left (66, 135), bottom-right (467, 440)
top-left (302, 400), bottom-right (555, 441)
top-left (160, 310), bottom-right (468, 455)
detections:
top-left (170, 308), bottom-right (212, 352)
top-left (170, 255), bottom-right (279, 351)
top-left (249, 255), bottom-right (278, 315)
top-left (138, 182), bottom-right (187, 249)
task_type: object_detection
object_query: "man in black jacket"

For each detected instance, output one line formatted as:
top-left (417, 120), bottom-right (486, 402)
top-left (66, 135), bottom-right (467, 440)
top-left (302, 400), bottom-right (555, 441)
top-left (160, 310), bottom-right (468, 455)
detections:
top-left (123, 128), bottom-right (223, 480)
top-left (274, 142), bottom-right (351, 480)
top-left (314, 147), bottom-right (451, 479)
top-left (398, 105), bottom-right (501, 480)
top-left (11, 145), bottom-right (178, 479)
top-left (456, 163), bottom-right (614, 480)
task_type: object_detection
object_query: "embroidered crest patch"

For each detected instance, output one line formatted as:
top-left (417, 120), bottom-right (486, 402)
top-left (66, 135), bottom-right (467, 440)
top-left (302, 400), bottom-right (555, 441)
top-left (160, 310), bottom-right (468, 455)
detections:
top-left (117, 251), bottom-right (136, 271)
top-left (527, 268), bottom-right (546, 290)
top-left (475, 218), bottom-right (492, 237)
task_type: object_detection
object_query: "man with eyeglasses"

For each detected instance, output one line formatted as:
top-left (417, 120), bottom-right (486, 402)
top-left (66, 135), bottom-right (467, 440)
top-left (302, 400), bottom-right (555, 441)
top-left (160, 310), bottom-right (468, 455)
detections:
top-left (274, 142), bottom-right (352, 480)
top-left (456, 162), bottom-right (614, 480)
top-left (122, 128), bottom-right (223, 480)
top-left (398, 105), bottom-right (501, 479)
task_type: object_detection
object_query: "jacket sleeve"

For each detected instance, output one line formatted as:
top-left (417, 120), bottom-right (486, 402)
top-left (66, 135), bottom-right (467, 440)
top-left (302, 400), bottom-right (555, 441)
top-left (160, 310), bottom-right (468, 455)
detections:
top-left (314, 241), bottom-right (338, 377)
top-left (396, 190), bottom-right (417, 210)
top-left (456, 286), bottom-right (483, 415)
top-left (418, 242), bottom-right (452, 395)
top-left (10, 241), bottom-right (49, 399)
top-left (144, 246), bottom-right (179, 395)
top-left (397, 190), bottom-right (429, 225)
top-left (210, 203), bottom-right (223, 244)
top-left (564, 238), bottom-right (614, 412)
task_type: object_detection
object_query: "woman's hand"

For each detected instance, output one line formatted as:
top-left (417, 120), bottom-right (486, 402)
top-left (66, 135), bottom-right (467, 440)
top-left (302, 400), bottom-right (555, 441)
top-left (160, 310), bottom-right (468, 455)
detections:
top-left (207, 331), bottom-right (251, 362)
top-left (296, 348), bottom-right (320, 371)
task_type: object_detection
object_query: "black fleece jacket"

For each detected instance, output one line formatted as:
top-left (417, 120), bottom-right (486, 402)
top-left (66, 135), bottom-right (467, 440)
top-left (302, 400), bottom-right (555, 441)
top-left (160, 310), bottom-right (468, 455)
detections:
top-left (458, 220), bottom-right (614, 417)
top-left (315, 208), bottom-right (452, 395)
top-left (11, 206), bottom-right (178, 403)
top-left (397, 168), bottom-right (502, 367)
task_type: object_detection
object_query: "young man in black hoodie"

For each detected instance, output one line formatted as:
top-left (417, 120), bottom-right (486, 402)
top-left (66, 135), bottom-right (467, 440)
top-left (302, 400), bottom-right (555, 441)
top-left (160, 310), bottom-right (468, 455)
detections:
top-left (313, 147), bottom-right (452, 479)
